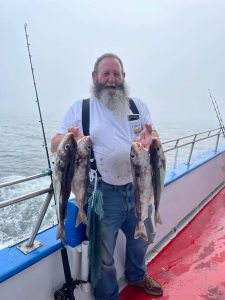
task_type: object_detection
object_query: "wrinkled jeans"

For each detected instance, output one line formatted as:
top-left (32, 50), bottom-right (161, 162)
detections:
top-left (89, 180), bottom-right (155, 300)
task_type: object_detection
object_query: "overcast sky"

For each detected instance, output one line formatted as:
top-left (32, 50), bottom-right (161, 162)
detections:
top-left (1, 0), bottom-right (225, 129)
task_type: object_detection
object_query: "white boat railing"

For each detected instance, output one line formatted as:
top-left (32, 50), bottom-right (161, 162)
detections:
top-left (0, 170), bottom-right (54, 253)
top-left (0, 170), bottom-right (51, 189)
top-left (0, 127), bottom-right (224, 251)
top-left (0, 186), bottom-right (52, 209)
top-left (162, 127), bottom-right (224, 169)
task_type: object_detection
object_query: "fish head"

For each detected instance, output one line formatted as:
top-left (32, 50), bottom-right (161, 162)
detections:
top-left (57, 132), bottom-right (77, 161)
top-left (77, 136), bottom-right (92, 159)
top-left (130, 141), bottom-right (150, 166)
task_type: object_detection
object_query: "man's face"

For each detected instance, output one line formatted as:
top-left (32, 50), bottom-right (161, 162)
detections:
top-left (92, 57), bottom-right (125, 95)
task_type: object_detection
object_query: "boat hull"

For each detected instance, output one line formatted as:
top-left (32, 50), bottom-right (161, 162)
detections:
top-left (0, 144), bottom-right (225, 300)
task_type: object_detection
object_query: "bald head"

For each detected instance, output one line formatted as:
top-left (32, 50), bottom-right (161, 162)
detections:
top-left (93, 53), bottom-right (125, 74)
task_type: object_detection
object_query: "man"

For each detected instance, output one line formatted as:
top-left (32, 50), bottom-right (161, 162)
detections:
top-left (51, 53), bottom-right (163, 299)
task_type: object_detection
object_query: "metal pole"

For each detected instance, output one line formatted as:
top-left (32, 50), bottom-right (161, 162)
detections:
top-left (173, 139), bottom-right (179, 169)
top-left (0, 170), bottom-right (51, 189)
top-left (0, 187), bottom-right (52, 209)
top-left (187, 134), bottom-right (197, 166)
top-left (173, 148), bottom-right (178, 169)
top-left (215, 133), bottom-right (220, 153)
top-left (26, 187), bottom-right (53, 247)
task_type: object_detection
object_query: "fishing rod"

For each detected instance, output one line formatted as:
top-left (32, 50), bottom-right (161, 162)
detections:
top-left (24, 23), bottom-right (52, 173)
top-left (213, 96), bottom-right (225, 134)
top-left (24, 24), bottom-right (86, 300)
top-left (208, 89), bottom-right (225, 138)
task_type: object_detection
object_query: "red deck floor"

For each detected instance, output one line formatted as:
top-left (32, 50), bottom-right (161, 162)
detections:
top-left (120, 187), bottom-right (225, 300)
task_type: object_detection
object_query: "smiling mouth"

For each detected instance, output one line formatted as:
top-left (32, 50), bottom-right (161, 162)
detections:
top-left (105, 86), bottom-right (117, 95)
top-left (105, 85), bottom-right (116, 89)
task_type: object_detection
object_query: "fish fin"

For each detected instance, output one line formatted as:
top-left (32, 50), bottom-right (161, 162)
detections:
top-left (134, 222), bottom-right (148, 241)
top-left (155, 211), bottom-right (162, 225)
top-left (76, 210), bottom-right (88, 227)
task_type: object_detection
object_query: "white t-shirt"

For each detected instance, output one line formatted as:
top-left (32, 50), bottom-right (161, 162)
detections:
top-left (57, 96), bottom-right (153, 185)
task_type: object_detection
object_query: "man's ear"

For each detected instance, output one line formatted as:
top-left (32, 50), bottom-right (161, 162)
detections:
top-left (92, 71), bottom-right (97, 83)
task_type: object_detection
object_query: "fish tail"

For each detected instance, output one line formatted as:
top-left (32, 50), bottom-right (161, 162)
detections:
top-left (134, 221), bottom-right (148, 241)
top-left (76, 209), bottom-right (87, 227)
top-left (56, 224), bottom-right (65, 243)
top-left (155, 210), bottom-right (162, 225)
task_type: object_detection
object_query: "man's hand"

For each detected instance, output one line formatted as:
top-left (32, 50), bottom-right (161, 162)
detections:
top-left (136, 124), bottom-right (161, 148)
top-left (68, 127), bottom-right (84, 141)
top-left (51, 127), bottom-right (84, 154)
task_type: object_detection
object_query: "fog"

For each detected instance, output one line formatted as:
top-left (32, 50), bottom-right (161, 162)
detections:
top-left (1, 0), bottom-right (225, 129)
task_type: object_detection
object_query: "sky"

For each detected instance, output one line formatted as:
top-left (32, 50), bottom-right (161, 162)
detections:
top-left (1, 0), bottom-right (225, 129)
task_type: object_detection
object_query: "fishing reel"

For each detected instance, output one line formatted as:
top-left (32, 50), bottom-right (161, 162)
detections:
top-left (54, 279), bottom-right (87, 300)
top-left (54, 288), bottom-right (67, 300)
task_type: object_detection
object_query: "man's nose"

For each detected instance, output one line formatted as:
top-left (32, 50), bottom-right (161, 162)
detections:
top-left (107, 73), bottom-right (116, 83)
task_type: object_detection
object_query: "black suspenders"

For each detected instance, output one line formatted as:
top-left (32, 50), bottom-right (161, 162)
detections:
top-left (82, 98), bottom-right (139, 174)
top-left (82, 98), bottom-right (91, 136)
top-left (128, 98), bottom-right (139, 114)
top-left (82, 97), bottom-right (139, 135)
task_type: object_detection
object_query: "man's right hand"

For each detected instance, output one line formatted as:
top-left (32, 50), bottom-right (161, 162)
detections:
top-left (51, 127), bottom-right (84, 154)
top-left (68, 127), bottom-right (84, 141)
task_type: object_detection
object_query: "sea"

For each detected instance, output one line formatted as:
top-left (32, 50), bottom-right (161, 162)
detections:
top-left (0, 111), bottom-right (223, 250)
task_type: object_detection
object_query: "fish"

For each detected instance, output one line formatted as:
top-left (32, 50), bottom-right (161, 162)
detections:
top-left (71, 136), bottom-right (91, 226)
top-left (130, 141), bottom-right (153, 241)
top-left (130, 140), bottom-right (166, 241)
top-left (149, 140), bottom-right (166, 225)
top-left (52, 132), bottom-right (77, 242)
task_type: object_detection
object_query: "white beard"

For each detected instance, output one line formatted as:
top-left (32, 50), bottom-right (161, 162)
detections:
top-left (92, 84), bottom-right (129, 120)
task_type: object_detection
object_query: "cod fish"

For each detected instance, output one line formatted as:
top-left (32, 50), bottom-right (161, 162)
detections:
top-left (53, 132), bottom-right (77, 242)
top-left (71, 136), bottom-right (91, 226)
top-left (149, 140), bottom-right (166, 225)
top-left (130, 140), bottom-right (166, 241)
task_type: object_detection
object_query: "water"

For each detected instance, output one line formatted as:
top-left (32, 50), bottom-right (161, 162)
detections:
top-left (0, 111), bottom-right (223, 250)
top-left (0, 112), bottom-right (59, 249)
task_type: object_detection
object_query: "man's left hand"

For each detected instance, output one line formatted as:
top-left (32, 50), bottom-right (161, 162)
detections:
top-left (136, 124), bottom-right (161, 148)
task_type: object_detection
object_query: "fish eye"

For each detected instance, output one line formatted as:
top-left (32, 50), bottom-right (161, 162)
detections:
top-left (65, 144), bottom-right (70, 150)
top-left (131, 153), bottom-right (136, 159)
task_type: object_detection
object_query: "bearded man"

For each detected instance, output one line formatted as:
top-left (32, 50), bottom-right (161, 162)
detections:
top-left (51, 53), bottom-right (163, 299)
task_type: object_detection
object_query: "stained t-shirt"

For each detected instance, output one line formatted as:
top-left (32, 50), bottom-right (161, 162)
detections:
top-left (57, 96), bottom-right (153, 185)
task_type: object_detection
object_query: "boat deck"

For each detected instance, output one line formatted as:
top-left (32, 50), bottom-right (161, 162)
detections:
top-left (120, 186), bottom-right (225, 300)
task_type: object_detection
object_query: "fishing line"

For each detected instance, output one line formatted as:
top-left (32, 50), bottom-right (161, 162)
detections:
top-left (208, 89), bottom-right (225, 138)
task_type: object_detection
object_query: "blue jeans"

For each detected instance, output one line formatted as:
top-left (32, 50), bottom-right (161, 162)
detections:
top-left (90, 180), bottom-right (155, 300)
